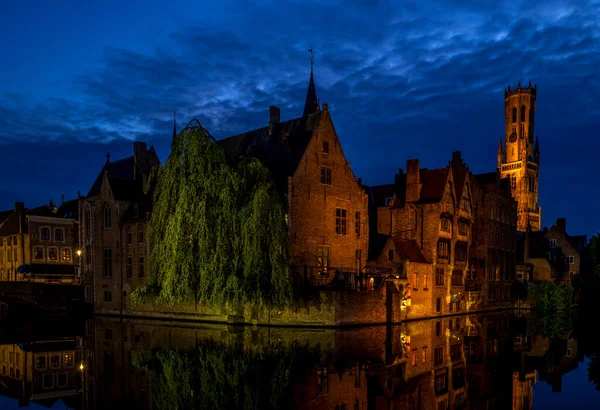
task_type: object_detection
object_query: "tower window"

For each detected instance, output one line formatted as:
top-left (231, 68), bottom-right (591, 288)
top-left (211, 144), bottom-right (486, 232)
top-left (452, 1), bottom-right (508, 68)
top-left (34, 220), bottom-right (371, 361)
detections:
top-left (521, 105), bottom-right (526, 122)
top-left (512, 107), bottom-right (517, 123)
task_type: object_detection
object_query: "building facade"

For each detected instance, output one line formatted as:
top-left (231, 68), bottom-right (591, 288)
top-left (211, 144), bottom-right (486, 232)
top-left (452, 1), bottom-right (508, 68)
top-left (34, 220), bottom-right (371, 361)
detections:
top-left (217, 69), bottom-right (369, 287)
top-left (469, 172), bottom-right (518, 306)
top-left (373, 152), bottom-right (474, 318)
top-left (498, 82), bottom-right (541, 232)
top-left (80, 142), bottom-right (159, 314)
top-left (0, 201), bottom-right (79, 284)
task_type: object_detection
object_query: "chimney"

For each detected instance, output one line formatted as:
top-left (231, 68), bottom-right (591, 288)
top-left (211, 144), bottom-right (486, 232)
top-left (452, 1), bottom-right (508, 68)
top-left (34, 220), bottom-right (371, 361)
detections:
top-left (269, 106), bottom-right (280, 136)
top-left (556, 218), bottom-right (566, 232)
top-left (452, 151), bottom-right (462, 162)
top-left (405, 159), bottom-right (422, 203)
top-left (14, 202), bottom-right (24, 212)
top-left (133, 141), bottom-right (147, 180)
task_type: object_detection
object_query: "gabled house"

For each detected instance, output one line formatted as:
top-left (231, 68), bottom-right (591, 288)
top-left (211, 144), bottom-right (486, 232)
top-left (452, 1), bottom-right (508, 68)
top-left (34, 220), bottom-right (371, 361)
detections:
top-left (217, 69), bottom-right (369, 289)
top-left (370, 152), bottom-right (475, 318)
top-left (79, 142), bottom-right (159, 314)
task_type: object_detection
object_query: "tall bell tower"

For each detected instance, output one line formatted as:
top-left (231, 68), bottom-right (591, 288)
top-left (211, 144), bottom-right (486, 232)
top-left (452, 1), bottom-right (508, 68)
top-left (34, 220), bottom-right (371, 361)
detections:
top-left (498, 81), bottom-right (541, 231)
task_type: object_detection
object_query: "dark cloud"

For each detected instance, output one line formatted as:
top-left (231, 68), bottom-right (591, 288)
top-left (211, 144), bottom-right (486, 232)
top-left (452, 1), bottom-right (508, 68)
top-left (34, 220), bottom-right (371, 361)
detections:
top-left (1, 0), bottom-right (599, 234)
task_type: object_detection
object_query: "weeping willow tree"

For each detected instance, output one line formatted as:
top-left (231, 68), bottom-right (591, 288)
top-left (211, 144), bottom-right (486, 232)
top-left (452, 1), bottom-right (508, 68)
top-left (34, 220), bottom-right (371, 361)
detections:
top-left (132, 119), bottom-right (292, 307)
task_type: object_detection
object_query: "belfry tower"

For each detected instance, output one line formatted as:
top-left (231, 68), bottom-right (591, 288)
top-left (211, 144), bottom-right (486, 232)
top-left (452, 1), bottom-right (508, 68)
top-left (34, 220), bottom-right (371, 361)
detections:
top-left (498, 82), bottom-right (541, 231)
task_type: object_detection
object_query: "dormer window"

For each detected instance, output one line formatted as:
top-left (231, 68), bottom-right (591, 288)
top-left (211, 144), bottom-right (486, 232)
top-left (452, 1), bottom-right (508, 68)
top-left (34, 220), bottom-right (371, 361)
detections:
top-left (322, 141), bottom-right (329, 154)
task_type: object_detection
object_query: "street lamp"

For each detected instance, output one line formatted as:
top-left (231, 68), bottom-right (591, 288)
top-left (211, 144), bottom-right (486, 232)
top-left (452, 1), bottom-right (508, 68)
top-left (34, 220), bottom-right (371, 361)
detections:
top-left (77, 249), bottom-right (82, 257)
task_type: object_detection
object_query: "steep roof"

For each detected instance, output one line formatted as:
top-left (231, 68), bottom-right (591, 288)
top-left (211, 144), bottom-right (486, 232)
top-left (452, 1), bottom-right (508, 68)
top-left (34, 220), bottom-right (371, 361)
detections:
top-left (418, 168), bottom-right (448, 203)
top-left (87, 156), bottom-right (135, 197)
top-left (56, 199), bottom-right (79, 220)
top-left (0, 212), bottom-right (22, 236)
top-left (217, 111), bottom-right (322, 186)
top-left (392, 237), bottom-right (428, 263)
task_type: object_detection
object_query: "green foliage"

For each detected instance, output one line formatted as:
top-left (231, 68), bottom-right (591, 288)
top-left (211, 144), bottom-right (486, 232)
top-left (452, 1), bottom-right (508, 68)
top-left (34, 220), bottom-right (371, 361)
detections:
top-left (527, 281), bottom-right (574, 312)
top-left (590, 233), bottom-right (600, 276)
top-left (533, 312), bottom-right (573, 339)
top-left (133, 341), bottom-right (324, 410)
top-left (133, 120), bottom-right (292, 308)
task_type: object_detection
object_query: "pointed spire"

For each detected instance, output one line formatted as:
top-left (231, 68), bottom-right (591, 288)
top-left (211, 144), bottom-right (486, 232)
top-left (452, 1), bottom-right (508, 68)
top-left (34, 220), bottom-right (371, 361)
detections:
top-left (303, 46), bottom-right (319, 117)
top-left (173, 110), bottom-right (177, 139)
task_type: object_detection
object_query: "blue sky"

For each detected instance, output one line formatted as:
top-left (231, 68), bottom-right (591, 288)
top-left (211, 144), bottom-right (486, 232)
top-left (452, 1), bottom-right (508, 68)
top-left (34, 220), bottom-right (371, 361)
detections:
top-left (0, 0), bottom-right (599, 236)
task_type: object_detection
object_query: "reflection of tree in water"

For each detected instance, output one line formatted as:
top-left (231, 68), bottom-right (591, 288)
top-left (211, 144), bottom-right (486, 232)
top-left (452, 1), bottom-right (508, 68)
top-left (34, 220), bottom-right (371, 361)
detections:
top-left (133, 341), bottom-right (329, 410)
top-left (532, 312), bottom-right (573, 339)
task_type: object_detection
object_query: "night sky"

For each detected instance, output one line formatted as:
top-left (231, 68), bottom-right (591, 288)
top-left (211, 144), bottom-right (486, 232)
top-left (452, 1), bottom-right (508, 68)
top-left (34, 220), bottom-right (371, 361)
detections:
top-left (1, 0), bottom-right (598, 237)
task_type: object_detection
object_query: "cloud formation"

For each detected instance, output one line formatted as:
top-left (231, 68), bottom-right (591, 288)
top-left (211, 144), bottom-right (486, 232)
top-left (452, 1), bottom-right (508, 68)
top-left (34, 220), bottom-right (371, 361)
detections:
top-left (1, 0), bottom-right (599, 234)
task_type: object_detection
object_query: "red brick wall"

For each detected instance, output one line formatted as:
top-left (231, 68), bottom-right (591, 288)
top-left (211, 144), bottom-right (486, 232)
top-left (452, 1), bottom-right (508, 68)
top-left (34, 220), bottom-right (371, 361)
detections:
top-left (290, 108), bottom-right (369, 274)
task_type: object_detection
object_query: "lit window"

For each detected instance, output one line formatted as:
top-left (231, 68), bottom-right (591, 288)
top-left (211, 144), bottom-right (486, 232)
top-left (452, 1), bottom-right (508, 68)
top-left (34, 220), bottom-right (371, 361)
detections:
top-left (34, 247), bottom-right (44, 260)
top-left (48, 248), bottom-right (58, 261)
top-left (35, 355), bottom-right (47, 370)
top-left (411, 349), bottom-right (417, 366)
top-left (63, 354), bottom-right (73, 367)
top-left (62, 248), bottom-right (71, 261)
top-left (422, 347), bottom-right (427, 363)
top-left (50, 354), bottom-right (60, 369)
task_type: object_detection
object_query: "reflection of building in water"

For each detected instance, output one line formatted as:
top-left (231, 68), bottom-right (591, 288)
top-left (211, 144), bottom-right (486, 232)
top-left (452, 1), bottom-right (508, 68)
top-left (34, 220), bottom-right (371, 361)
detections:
top-left (525, 334), bottom-right (582, 393)
top-left (512, 370), bottom-right (536, 410)
top-left (0, 338), bottom-right (82, 406)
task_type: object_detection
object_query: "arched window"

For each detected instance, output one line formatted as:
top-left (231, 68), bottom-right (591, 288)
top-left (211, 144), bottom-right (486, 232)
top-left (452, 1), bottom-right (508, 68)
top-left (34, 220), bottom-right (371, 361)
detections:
top-left (54, 228), bottom-right (64, 242)
top-left (387, 250), bottom-right (394, 261)
top-left (34, 247), bottom-right (44, 260)
top-left (512, 107), bottom-right (517, 123)
top-left (62, 248), bottom-right (71, 261)
top-left (48, 248), bottom-right (58, 261)
top-left (436, 297), bottom-right (442, 313)
top-left (104, 206), bottom-right (112, 229)
top-left (40, 228), bottom-right (50, 241)
top-left (521, 105), bottom-right (526, 122)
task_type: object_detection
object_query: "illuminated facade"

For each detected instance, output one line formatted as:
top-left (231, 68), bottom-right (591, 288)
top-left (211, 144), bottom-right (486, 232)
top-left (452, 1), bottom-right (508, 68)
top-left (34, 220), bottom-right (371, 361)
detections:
top-left (498, 82), bottom-right (541, 232)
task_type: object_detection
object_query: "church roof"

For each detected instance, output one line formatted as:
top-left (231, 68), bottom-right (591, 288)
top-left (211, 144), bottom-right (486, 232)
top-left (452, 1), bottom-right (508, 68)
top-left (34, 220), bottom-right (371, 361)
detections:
top-left (87, 156), bottom-right (136, 198)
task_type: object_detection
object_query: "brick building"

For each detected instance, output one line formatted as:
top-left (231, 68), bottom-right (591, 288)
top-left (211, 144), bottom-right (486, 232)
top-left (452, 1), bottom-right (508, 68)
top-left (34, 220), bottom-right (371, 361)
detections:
top-left (217, 68), bottom-right (369, 287)
top-left (518, 218), bottom-right (586, 282)
top-left (469, 171), bottom-right (517, 307)
top-left (498, 82), bottom-right (541, 232)
top-left (371, 152), bottom-right (474, 318)
top-left (80, 142), bottom-right (159, 314)
top-left (0, 200), bottom-right (79, 284)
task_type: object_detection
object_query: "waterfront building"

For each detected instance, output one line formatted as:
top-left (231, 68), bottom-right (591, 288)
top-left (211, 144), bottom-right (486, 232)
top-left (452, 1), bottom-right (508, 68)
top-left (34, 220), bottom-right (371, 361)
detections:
top-left (217, 68), bottom-right (369, 287)
top-left (370, 152), bottom-right (474, 318)
top-left (0, 200), bottom-right (79, 284)
top-left (469, 171), bottom-right (518, 307)
top-left (79, 142), bottom-right (159, 313)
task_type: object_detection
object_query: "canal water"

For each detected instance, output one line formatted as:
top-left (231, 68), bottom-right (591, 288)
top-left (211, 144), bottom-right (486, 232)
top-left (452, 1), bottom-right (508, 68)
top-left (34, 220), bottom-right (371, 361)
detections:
top-left (0, 310), bottom-right (599, 409)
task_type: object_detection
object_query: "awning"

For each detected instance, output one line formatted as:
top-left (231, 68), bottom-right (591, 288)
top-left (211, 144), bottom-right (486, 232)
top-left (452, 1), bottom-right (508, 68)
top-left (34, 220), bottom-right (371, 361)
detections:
top-left (16, 264), bottom-right (76, 275)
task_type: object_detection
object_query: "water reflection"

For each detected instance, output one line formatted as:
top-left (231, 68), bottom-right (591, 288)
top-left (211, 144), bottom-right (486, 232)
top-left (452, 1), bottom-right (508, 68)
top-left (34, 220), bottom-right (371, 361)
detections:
top-left (1, 311), bottom-right (598, 409)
